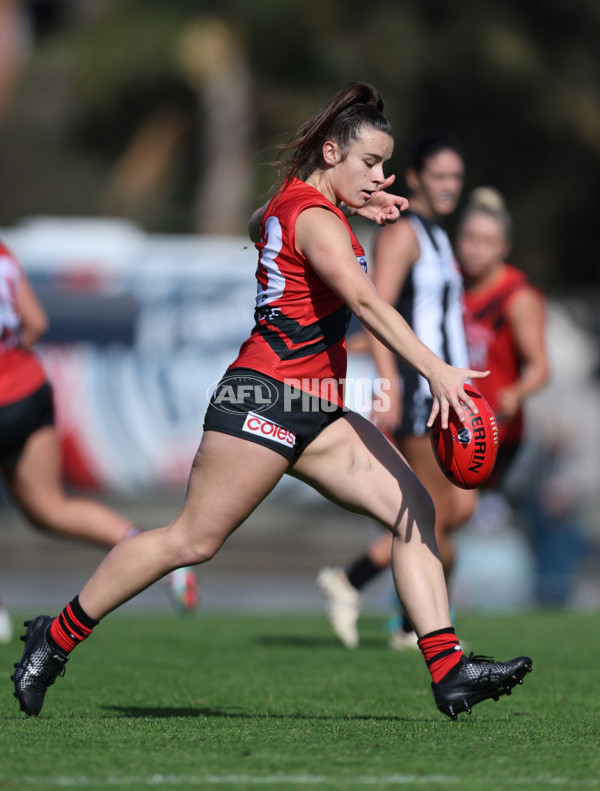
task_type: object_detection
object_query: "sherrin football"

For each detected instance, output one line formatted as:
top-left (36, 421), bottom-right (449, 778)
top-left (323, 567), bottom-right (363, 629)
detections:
top-left (430, 384), bottom-right (499, 490)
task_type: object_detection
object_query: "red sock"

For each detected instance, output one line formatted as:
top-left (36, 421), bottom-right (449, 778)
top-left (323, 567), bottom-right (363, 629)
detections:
top-left (418, 627), bottom-right (464, 683)
top-left (48, 596), bottom-right (99, 654)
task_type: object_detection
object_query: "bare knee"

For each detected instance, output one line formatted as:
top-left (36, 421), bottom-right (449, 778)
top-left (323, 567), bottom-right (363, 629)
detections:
top-left (164, 521), bottom-right (228, 567)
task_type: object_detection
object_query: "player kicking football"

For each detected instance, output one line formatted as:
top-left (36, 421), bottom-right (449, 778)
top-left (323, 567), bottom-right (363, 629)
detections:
top-left (11, 82), bottom-right (531, 721)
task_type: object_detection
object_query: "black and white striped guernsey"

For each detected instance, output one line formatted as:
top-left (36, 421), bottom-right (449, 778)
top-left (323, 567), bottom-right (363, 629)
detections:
top-left (394, 211), bottom-right (469, 437)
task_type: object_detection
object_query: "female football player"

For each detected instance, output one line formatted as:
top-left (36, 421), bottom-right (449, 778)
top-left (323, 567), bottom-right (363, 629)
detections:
top-left (12, 82), bottom-right (531, 720)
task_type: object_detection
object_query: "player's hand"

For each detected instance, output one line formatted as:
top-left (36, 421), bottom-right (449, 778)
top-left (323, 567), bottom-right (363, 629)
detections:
top-left (426, 365), bottom-right (490, 430)
top-left (356, 175), bottom-right (409, 225)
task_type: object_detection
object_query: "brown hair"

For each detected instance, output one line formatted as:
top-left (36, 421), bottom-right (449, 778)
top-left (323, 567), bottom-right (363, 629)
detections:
top-left (276, 82), bottom-right (393, 185)
top-left (407, 131), bottom-right (464, 172)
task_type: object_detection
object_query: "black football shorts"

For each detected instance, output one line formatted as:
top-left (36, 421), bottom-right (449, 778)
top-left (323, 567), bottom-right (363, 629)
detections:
top-left (203, 368), bottom-right (346, 462)
top-left (0, 381), bottom-right (54, 468)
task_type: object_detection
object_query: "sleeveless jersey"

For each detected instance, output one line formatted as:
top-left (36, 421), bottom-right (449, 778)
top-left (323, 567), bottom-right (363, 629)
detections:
top-left (0, 241), bottom-right (47, 406)
top-left (394, 211), bottom-right (469, 432)
top-left (463, 264), bottom-right (533, 446)
top-left (230, 178), bottom-right (366, 407)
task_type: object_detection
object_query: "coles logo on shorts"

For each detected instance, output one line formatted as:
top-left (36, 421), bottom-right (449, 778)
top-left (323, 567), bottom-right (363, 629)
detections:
top-left (242, 412), bottom-right (296, 448)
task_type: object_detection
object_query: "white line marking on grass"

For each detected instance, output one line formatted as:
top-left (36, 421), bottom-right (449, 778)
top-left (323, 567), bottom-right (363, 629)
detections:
top-left (0, 778), bottom-right (460, 787)
top-left (2, 775), bottom-right (600, 787)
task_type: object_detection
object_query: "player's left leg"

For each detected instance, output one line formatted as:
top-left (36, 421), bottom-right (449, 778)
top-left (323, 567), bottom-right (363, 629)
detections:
top-left (292, 412), bottom-right (448, 636)
top-left (398, 433), bottom-right (477, 579)
top-left (388, 434), bottom-right (476, 647)
top-left (292, 412), bottom-right (532, 719)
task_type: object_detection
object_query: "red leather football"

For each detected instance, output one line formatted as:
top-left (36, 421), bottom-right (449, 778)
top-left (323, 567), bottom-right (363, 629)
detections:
top-left (430, 384), bottom-right (499, 490)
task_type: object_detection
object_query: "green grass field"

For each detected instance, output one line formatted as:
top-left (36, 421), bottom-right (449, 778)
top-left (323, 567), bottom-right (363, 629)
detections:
top-left (1, 610), bottom-right (599, 790)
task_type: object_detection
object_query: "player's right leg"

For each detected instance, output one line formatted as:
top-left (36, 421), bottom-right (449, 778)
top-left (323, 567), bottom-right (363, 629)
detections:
top-left (12, 431), bottom-right (289, 715)
top-left (74, 430), bottom-right (289, 619)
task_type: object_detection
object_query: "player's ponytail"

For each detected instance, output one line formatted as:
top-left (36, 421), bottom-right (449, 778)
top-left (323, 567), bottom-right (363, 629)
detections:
top-left (276, 82), bottom-right (393, 184)
top-left (463, 186), bottom-right (513, 241)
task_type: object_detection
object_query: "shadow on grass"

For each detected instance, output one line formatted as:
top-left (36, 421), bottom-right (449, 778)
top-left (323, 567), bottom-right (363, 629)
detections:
top-left (101, 705), bottom-right (412, 722)
top-left (255, 635), bottom-right (385, 649)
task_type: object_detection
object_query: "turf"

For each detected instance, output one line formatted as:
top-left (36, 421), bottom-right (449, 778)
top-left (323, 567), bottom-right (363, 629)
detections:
top-left (1, 610), bottom-right (599, 790)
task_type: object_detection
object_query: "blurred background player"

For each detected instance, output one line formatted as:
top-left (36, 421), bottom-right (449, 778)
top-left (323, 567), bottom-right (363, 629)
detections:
top-left (317, 132), bottom-right (477, 650)
top-left (456, 187), bottom-right (578, 605)
top-left (0, 240), bottom-right (198, 641)
top-left (318, 181), bottom-right (551, 649)
top-left (457, 186), bottom-right (549, 489)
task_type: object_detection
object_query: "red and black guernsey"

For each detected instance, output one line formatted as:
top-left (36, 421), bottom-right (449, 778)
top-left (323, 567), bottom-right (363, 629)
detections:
top-left (463, 264), bottom-right (539, 446)
top-left (230, 179), bottom-right (367, 408)
top-left (0, 241), bottom-right (47, 406)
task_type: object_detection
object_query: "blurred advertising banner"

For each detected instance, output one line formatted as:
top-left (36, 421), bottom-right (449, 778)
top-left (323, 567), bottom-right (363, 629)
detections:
top-left (1, 218), bottom-right (258, 494)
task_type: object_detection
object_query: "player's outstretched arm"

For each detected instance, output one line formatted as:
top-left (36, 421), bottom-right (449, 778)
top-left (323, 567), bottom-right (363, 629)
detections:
top-left (297, 207), bottom-right (488, 429)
